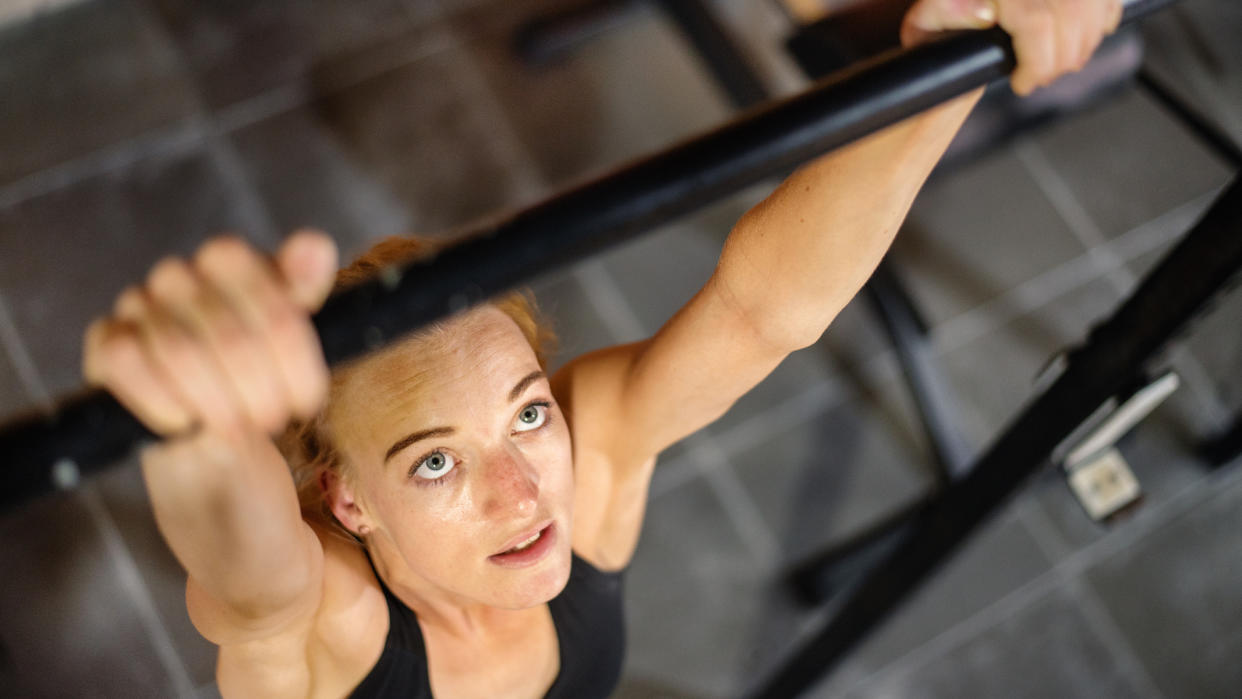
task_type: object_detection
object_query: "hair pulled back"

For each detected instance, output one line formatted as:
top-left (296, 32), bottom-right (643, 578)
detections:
top-left (278, 236), bottom-right (556, 542)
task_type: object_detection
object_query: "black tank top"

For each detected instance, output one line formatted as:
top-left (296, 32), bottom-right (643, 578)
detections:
top-left (349, 553), bottom-right (626, 698)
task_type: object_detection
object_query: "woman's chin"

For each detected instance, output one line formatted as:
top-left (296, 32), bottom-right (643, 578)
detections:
top-left (491, 544), bottom-right (573, 610)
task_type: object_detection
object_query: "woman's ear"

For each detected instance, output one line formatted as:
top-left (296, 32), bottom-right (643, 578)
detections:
top-left (321, 469), bottom-right (371, 537)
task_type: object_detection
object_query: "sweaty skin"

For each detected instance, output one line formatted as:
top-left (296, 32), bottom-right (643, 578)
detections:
top-left (80, 2), bottom-right (1122, 696)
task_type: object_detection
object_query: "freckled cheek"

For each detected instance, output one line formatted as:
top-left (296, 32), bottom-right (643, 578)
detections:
top-left (535, 433), bottom-right (575, 502)
top-left (376, 483), bottom-right (489, 550)
top-left (416, 483), bottom-right (488, 528)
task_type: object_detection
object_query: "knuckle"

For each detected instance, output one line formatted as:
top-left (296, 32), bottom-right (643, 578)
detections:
top-left (265, 303), bottom-right (307, 348)
top-left (155, 325), bottom-right (197, 369)
top-left (114, 286), bottom-right (147, 318)
top-left (83, 317), bottom-right (108, 352)
top-left (196, 235), bottom-right (255, 277)
top-left (211, 319), bottom-right (252, 361)
top-left (293, 365), bottom-right (330, 417)
top-left (98, 327), bottom-right (145, 378)
top-left (147, 257), bottom-right (193, 296)
top-left (148, 408), bottom-right (194, 438)
top-left (1014, 4), bottom-right (1053, 30)
top-left (260, 406), bottom-right (292, 435)
top-left (201, 399), bottom-right (242, 435)
top-left (242, 382), bottom-right (287, 433)
top-left (1033, 10), bottom-right (1054, 32)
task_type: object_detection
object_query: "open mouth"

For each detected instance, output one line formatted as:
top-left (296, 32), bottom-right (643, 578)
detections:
top-left (488, 522), bottom-right (556, 568)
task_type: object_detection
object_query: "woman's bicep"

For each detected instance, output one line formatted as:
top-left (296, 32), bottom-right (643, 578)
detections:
top-left (626, 279), bottom-right (791, 453)
top-left (555, 276), bottom-right (793, 467)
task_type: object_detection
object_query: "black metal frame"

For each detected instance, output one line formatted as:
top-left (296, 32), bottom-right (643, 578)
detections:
top-left (1135, 66), bottom-right (1242, 171)
top-left (748, 173), bottom-right (1242, 697)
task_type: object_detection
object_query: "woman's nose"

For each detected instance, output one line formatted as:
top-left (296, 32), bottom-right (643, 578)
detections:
top-left (482, 445), bottom-right (540, 518)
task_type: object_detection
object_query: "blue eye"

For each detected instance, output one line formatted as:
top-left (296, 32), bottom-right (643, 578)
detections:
top-left (514, 403), bottom-right (549, 432)
top-left (413, 451), bottom-right (456, 481)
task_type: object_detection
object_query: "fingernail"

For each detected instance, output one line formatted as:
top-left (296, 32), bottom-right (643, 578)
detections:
top-left (973, 0), bottom-right (996, 23)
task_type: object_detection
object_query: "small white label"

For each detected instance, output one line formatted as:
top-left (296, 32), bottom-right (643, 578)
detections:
top-left (1067, 448), bottom-right (1142, 521)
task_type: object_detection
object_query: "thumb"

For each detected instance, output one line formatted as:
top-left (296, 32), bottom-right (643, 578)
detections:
top-left (901, 0), bottom-right (998, 47)
top-left (277, 228), bottom-right (339, 312)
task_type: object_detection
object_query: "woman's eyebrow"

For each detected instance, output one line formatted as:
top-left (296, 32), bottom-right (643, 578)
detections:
top-left (509, 370), bottom-right (546, 402)
top-left (385, 426), bottom-right (455, 464)
top-left (382, 372), bottom-right (543, 465)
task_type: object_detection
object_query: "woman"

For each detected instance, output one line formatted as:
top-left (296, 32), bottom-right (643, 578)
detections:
top-left (82, 1), bottom-right (1122, 696)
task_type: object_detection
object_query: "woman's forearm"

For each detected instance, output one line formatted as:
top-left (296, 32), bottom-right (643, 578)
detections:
top-left (714, 89), bottom-right (983, 351)
top-left (142, 431), bottom-right (319, 619)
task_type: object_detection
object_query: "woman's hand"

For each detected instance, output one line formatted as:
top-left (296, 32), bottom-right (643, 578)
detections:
top-left (83, 230), bottom-right (338, 440)
top-left (81, 232), bottom-right (337, 630)
top-left (901, 0), bottom-right (1125, 96)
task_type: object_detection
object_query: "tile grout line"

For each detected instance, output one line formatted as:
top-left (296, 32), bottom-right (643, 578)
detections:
top-left (1015, 500), bottom-right (1166, 699)
top-left (0, 14), bottom-right (458, 211)
top-left (1143, 49), bottom-right (1242, 144)
top-left (847, 454), bottom-right (1242, 695)
top-left (715, 378), bottom-right (849, 457)
top-left (649, 376), bottom-right (850, 500)
top-left (0, 293), bottom-right (54, 410)
top-left (927, 189), bottom-right (1218, 356)
top-left (212, 83), bottom-right (311, 135)
top-left (80, 486), bottom-right (200, 699)
top-left (0, 293), bottom-right (197, 697)
top-left (1015, 139), bottom-right (1230, 432)
top-left (211, 28), bottom-right (459, 138)
top-left (646, 192), bottom-right (1212, 501)
top-left (1013, 494), bottom-right (1075, 563)
top-left (572, 261), bottom-right (647, 341)
top-left (0, 120), bottom-right (210, 210)
top-left (423, 0), bottom-right (547, 201)
top-left (685, 435), bottom-right (782, 571)
top-left (1065, 578), bottom-right (1168, 698)
top-left (647, 450), bottom-right (701, 499)
top-left (202, 134), bottom-right (280, 242)
top-left (130, 0), bottom-right (281, 247)
top-left (52, 11), bottom-right (219, 696)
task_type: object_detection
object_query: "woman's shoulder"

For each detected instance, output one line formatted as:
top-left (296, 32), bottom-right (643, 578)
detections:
top-left (552, 346), bottom-right (660, 572)
top-left (200, 524), bottom-right (387, 698)
top-left (301, 524), bottom-right (391, 697)
top-left (550, 342), bottom-right (643, 456)
top-left (311, 523), bottom-right (389, 639)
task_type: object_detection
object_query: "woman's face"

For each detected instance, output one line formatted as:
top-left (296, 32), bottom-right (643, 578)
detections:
top-left (328, 306), bottom-right (574, 610)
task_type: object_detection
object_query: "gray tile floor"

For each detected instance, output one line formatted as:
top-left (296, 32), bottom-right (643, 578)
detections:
top-left (0, 0), bottom-right (1239, 697)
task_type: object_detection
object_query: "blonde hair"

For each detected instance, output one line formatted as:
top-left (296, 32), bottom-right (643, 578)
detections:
top-left (279, 236), bottom-right (556, 542)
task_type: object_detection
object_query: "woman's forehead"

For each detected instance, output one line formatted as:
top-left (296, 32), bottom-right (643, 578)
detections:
top-left (328, 307), bottom-right (542, 444)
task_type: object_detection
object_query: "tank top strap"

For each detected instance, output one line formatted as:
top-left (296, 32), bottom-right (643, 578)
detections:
top-left (544, 553), bottom-right (627, 698)
top-left (349, 553), bottom-right (434, 698)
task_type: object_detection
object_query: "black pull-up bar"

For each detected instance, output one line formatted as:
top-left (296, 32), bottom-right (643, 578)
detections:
top-left (0, 0), bottom-right (1175, 512)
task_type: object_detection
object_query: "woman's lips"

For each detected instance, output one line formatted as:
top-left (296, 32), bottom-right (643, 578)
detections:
top-left (488, 522), bottom-right (556, 568)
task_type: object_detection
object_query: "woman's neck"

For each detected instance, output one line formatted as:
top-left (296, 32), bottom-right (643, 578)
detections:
top-left (365, 540), bottom-right (524, 641)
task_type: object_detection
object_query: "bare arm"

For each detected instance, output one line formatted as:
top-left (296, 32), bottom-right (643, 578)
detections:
top-left (602, 93), bottom-right (981, 464)
top-left (83, 233), bottom-right (338, 639)
top-left (146, 432), bottom-right (323, 638)
top-left (714, 92), bottom-right (981, 352)
top-left (562, 0), bottom-right (1125, 470)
